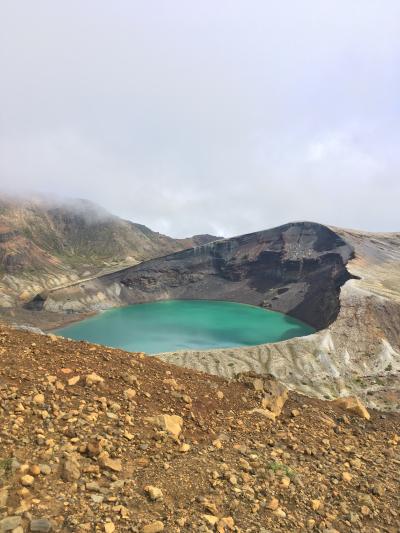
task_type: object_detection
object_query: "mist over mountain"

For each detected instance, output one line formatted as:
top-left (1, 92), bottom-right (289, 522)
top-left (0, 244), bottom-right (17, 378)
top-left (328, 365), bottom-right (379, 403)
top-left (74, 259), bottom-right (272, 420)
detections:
top-left (0, 194), bottom-right (219, 307)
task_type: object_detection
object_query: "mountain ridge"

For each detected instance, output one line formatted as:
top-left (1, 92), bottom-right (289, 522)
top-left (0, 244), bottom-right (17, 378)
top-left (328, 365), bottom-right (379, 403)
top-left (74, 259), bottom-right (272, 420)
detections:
top-left (0, 195), bottom-right (220, 308)
top-left (23, 220), bottom-right (400, 412)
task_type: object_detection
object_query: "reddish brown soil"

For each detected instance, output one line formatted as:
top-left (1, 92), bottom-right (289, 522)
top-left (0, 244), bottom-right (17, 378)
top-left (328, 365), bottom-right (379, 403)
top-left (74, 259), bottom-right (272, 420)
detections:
top-left (0, 324), bottom-right (399, 532)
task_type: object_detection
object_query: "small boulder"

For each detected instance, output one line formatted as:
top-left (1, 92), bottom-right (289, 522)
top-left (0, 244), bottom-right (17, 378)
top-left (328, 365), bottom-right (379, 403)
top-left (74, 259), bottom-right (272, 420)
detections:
top-left (0, 487), bottom-right (9, 507)
top-left (33, 393), bottom-right (45, 405)
top-left (124, 388), bottom-right (136, 400)
top-left (20, 474), bottom-right (34, 486)
top-left (142, 522), bottom-right (164, 533)
top-left (104, 523), bottom-right (115, 533)
top-left (85, 372), bottom-right (104, 386)
top-left (146, 414), bottom-right (183, 438)
top-left (144, 485), bottom-right (163, 501)
top-left (267, 497), bottom-right (279, 511)
top-left (60, 457), bottom-right (81, 482)
top-left (30, 518), bottom-right (52, 532)
top-left (332, 396), bottom-right (370, 420)
top-left (98, 452), bottom-right (122, 472)
top-left (261, 376), bottom-right (288, 416)
top-left (0, 516), bottom-right (21, 532)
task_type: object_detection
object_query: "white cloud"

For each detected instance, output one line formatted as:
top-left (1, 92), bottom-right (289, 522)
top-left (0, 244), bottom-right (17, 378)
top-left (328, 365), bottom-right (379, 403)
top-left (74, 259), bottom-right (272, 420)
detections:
top-left (0, 0), bottom-right (399, 236)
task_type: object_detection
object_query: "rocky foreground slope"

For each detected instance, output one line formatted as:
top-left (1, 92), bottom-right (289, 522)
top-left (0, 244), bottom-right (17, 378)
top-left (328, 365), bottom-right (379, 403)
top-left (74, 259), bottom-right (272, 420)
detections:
top-left (0, 324), bottom-right (399, 532)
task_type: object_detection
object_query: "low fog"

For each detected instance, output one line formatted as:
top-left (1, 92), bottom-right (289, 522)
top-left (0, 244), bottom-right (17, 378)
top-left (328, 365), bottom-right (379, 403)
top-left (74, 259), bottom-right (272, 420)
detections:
top-left (1, 1), bottom-right (400, 237)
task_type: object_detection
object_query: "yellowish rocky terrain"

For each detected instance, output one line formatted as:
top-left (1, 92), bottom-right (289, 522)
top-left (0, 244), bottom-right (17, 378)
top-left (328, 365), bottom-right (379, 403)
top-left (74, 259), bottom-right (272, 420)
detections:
top-left (0, 325), bottom-right (399, 532)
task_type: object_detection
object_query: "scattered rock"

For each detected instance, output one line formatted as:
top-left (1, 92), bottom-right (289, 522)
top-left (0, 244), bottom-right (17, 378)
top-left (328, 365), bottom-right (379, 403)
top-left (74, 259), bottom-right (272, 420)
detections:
top-left (267, 497), bottom-right (279, 511)
top-left (85, 372), bottom-right (104, 385)
top-left (217, 516), bottom-right (235, 531)
top-left (60, 457), bottom-right (81, 482)
top-left (142, 521), bottom-right (164, 533)
top-left (98, 453), bottom-right (122, 472)
top-left (30, 518), bottom-right (52, 532)
top-left (0, 487), bottom-right (9, 507)
top-left (124, 388), bottom-right (136, 399)
top-left (342, 471), bottom-right (352, 482)
top-left (30, 464), bottom-right (41, 476)
top-left (39, 464), bottom-right (51, 475)
top-left (144, 485), bottom-right (163, 501)
top-left (203, 515), bottom-right (219, 526)
top-left (0, 516), bottom-right (21, 532)
top-left (332, 396), bottom-right (370, 420)
top-left (33, 393), bottom-right (45, 405)
top-left (311, 499), bottom-right (321, 511)
top-left (67, 375), bottom-right (80, 386)
top-left (249, 408), bottom-right (277, 421)
top-left (146, 414), bottom-right (183, 437)
top-left (86, 440), bottom-right (103, 457)
top-left (20, 474), bottom-right (34, 486)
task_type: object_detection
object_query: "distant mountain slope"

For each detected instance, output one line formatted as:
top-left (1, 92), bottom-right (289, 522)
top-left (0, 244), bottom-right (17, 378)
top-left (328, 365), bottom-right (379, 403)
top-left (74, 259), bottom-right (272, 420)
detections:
top-left (39, 221), bottom-right (354, 330)
top-left (0, 196), bottom-right (219, 306)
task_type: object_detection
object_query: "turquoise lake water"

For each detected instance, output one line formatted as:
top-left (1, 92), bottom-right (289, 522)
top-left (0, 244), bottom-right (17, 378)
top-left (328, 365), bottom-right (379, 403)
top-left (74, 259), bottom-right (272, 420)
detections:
top-left (54, 300), bottom-right (315, 354)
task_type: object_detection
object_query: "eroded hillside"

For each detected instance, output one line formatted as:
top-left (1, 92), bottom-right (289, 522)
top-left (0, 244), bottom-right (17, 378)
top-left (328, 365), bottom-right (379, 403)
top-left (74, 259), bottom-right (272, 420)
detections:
top-left (0, 325), bottom-right (399, 532)
top-left (34, 222), bottom-right (354, 330)
top-left (6, 220), bottom-right (400, 411)
top-left (0, 196), bottom-right (218, 309)
top-left (160, 228), bottom-right (400, 411)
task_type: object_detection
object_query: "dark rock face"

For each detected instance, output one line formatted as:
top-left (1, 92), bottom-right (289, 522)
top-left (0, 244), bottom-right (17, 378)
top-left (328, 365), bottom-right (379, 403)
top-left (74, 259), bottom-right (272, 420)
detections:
top-left (102, 222), bottom-right (355, 329)
top-left (0, 195), bottom-right (220, 278)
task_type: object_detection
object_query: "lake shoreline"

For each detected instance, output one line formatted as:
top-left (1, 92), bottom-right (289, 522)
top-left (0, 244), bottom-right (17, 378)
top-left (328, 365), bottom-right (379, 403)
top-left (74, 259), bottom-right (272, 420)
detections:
top-left (53, 299), bottom-right (315, 354)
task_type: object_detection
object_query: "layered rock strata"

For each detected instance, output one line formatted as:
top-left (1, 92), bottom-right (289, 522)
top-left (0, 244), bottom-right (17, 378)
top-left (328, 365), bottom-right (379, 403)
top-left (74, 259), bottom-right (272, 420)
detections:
top-left (34, 222), bottom-right (354, 330)
top-left (24, 222), bottom-right (400, 410)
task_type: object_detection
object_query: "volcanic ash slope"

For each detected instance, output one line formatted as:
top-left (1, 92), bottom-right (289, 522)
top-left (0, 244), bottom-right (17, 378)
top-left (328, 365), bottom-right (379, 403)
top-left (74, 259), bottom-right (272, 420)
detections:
top-left (160, 227), bottom-right (400, 411)
top-left (27, 221), bottom-right (400, 411)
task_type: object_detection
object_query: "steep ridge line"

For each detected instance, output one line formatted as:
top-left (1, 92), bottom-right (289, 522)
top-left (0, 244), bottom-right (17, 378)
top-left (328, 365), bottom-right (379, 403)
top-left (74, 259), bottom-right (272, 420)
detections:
top-left (17, 221), bottom-right (400, 411)
top-left (0, 195), bottom-right (219, 309)
top-left (27, 221), bottom-right (355, 331)
top-left (159, 228), bottom-right (400, 411)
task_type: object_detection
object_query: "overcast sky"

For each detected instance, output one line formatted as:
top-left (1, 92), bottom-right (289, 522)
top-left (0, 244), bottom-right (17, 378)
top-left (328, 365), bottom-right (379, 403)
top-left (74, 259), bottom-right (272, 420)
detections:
top-left (1, 1), bottom-right (400, 237)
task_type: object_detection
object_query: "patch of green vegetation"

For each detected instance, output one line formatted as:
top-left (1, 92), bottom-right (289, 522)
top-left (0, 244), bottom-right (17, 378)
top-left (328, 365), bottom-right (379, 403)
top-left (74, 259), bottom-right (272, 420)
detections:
top-left (385, 363), bottom-right (393, 372)
top-left (353, 377), bottom-right (368, 388)
top-left (0, 457), bottom-right (12, 478)
top-left (268, 460), bottom-right (297, 479)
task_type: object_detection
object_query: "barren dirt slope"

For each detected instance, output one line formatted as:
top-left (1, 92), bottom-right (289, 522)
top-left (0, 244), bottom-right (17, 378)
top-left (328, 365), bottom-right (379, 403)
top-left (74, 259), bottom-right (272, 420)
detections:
top-left (0, 325), bottom-right (399, 532)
